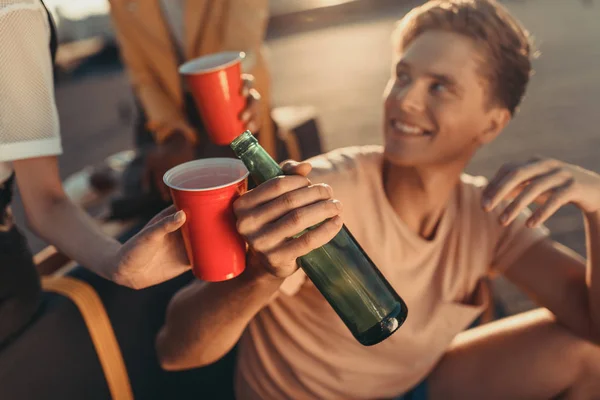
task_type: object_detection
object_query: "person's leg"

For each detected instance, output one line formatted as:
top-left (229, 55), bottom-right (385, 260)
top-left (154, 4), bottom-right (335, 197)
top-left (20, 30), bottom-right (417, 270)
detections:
top-left (428, 308), bottom-right (600, 400)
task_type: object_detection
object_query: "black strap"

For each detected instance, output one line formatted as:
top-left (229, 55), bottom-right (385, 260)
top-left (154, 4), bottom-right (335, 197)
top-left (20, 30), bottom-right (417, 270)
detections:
top-left (41, 0), bottom-right (58, 63)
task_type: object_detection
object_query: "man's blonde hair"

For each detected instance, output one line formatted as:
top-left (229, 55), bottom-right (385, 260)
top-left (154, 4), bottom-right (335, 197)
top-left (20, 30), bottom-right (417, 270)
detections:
top-left (394, 0), bottom-right (533, 115)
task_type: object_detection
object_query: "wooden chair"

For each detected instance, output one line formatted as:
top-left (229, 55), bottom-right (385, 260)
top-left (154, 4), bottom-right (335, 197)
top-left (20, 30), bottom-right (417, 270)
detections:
top-left (31, 151), bottom-right (139, 399)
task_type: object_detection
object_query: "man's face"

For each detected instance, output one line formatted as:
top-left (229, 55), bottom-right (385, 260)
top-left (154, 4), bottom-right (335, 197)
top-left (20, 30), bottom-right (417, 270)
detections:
top-left (383, 30), bottom-right (505, 168)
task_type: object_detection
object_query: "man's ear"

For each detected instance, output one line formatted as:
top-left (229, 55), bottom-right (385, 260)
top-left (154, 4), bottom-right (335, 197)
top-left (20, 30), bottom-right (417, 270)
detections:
top-left (478, 107), bottom-right (511, 145)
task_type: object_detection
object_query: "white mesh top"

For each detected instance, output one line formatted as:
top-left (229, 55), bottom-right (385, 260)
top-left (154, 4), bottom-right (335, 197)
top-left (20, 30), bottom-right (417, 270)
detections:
top-left (0, 0), bottom-right (62, 183)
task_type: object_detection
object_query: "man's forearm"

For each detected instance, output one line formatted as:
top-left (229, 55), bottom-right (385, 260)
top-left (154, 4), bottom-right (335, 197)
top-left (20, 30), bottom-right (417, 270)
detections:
top-left (29, 196), bottom-right (121, 280)
top-left (156, 269), bottom-right (284, 371)
top-left (585, 210), bottom-right (600, 338)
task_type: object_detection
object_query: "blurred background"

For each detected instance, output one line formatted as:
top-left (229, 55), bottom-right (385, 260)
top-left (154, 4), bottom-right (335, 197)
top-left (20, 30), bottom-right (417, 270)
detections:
top-left (13, 0), bottom-right (600, 310)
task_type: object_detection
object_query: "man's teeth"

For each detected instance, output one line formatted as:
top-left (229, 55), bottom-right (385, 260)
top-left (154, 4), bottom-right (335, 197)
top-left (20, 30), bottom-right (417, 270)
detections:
top-left (393, 120), bottom-right (424, 135)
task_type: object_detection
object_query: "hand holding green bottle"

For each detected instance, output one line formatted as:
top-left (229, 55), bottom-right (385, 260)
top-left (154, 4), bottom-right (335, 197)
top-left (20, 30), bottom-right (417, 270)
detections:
top-left (233, 160), bottom-right (344, 279)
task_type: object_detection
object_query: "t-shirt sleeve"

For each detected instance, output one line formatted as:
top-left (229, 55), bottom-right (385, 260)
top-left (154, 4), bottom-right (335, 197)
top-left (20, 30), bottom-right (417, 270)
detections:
top-left (0, 2), bottom-right (62, 163)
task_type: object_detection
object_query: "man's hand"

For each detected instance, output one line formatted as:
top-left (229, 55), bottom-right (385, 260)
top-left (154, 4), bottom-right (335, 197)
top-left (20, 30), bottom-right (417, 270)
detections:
top-left (482, 157), bottom-right (600, 227)
top-left (233, 161), bottom-right (343, 279)
top-left (111, 206), bottom-right (191, 289)
top-left (239, 74), bottom-right (262, 134)
top-left (144, 131), bottom-right (196, 201)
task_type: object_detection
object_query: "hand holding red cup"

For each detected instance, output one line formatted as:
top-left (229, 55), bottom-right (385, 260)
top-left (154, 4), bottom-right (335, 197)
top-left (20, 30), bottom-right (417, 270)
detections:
top-left (179, 51), bottom-right (261, 145)
top-left (163, 158), bottom-right (249, 282)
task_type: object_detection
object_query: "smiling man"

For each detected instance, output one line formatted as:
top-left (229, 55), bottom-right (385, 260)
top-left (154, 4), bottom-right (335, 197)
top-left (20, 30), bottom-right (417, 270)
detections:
top-left (155, 1), bottom-right (600, 399)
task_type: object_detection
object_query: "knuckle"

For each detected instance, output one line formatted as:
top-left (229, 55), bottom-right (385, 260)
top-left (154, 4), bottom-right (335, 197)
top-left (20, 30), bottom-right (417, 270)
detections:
top-left (264, 251), bottom-right (283, 269)
top-left (281, 192), bottom-right (297, 209)
top-left (252, 235), bottom-right (269, 252)
top-left (269, 176), bottom-right (287, 192)
top-left (288, 209), bottom-right (303, 225)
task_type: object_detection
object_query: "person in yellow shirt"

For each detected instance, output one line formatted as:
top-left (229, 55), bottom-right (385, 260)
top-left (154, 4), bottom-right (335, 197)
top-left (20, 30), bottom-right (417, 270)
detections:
top-left (108, 0), bottom-right (274, 209)
top-left (154, 1), bottom-right (600, 399)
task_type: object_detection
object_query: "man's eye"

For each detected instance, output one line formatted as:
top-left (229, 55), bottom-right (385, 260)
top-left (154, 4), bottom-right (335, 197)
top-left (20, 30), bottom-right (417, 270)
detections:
top-left (396, 71), bottom-right (410, 85)
top-left (430, 82), bottom-right (447, 94)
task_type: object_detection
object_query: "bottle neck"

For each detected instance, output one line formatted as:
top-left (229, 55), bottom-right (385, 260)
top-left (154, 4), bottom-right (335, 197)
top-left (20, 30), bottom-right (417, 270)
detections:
top-left (233, 141), bottom-right (283, 185)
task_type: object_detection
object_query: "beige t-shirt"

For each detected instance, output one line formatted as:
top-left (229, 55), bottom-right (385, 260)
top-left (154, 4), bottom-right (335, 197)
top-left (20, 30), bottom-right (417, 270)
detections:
top-left (235, 146), bottom-right (549, 400)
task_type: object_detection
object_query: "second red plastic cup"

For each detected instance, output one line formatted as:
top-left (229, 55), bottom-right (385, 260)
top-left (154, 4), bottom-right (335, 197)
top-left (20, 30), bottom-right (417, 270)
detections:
top-left (163, 158), bottom-right (249, 282)
top-left (179, 51), bottom-right (246, 145)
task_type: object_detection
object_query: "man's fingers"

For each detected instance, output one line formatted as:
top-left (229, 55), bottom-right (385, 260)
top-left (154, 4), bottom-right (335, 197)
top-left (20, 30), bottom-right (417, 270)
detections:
top-left (234, 175), bottom-right (311, 212)
top-left (240, 73), bottom-right (255, 97)
top-left (499, 174), bottom-right (571, 226)
top-left (240, 89), bottom-right (261, 131)
top-left (146, 205), bottom-right (178, 226)
top-left (483, 159), bottom-right (560, 211)
top-left (528, 182), bottom-right (574, 227)
top-left (262, 215), bottom-right (343, 265)
top-left (248, 199), bottom-right (343, 253)
top-left (236, 184), bottom-right (335, 235)
top-left (281, 160), bottom-right (312, 177)
top-left (146, 210), bottom-right (186, 240)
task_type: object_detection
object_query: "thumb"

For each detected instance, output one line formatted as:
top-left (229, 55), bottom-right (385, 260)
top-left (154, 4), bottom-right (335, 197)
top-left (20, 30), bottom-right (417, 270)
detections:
top-left (146, 210), bottom-right (186, 241)
top-left (281, 160), bottom-right (312, 177)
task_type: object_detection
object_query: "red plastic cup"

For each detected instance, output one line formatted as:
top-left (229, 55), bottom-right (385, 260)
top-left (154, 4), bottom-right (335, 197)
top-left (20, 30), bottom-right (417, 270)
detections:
top-left (179, 51), bottom-right (246, 145)
top-left (163, 158), bottom-right (249, 282)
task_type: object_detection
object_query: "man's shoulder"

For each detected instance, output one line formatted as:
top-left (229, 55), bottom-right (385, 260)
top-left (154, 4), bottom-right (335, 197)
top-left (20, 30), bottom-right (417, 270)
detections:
top-left (307, 145), bottom-right (383, 183)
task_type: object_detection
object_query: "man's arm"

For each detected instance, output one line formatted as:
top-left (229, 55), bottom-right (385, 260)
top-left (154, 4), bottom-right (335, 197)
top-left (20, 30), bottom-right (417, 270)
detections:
top-left (502, 237), bottom-right (598, 342)
top-left (483, 158), bottom-right (600, 342)
top-left (156, 267), bottom-right (283, 370)
top-left (504, 211), bottom-right (600, 342)
top-left (156, 161), bottom-right (342, 370)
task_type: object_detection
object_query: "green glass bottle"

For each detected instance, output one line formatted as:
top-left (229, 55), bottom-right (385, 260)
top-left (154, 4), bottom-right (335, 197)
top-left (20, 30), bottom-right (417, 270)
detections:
top-left (231, 131), bottom-right (408, 346)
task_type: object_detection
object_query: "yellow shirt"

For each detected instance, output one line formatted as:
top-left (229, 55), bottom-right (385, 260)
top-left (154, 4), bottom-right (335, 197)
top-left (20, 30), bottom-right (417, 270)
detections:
top-left (236, 146), bottom-right (549, 400)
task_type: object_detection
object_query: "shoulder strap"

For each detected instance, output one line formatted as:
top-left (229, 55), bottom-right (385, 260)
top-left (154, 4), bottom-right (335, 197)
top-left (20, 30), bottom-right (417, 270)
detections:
top-left (39, 0), bottom-right (58, 62)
